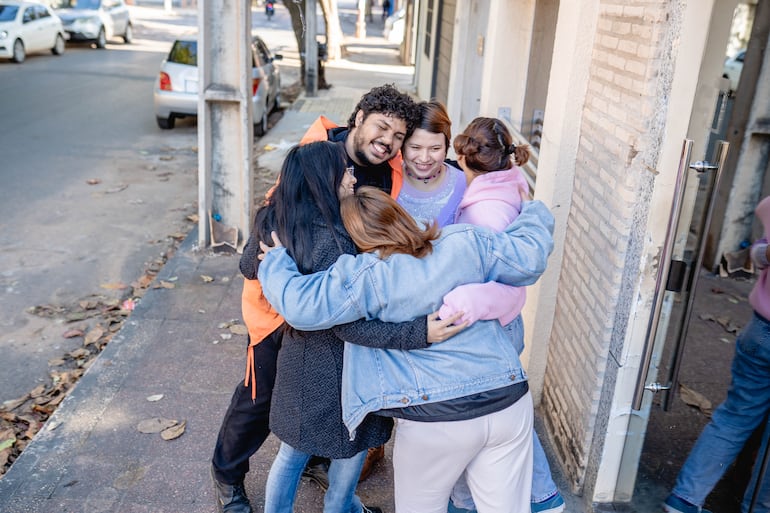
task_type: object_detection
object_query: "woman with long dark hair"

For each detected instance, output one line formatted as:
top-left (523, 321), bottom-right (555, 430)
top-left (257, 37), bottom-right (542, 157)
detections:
top-left (241, 141), bottom-right (459, 513)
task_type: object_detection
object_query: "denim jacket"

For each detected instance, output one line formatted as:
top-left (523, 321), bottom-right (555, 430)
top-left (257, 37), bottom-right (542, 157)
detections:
top-left (258, 200), bottom-right (555, 436)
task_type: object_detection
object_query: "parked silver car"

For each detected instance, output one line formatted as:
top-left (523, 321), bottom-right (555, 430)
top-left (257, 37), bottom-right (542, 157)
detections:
top-left (50, 0), bottom-right (131, 48)
top-left (153, 36), bottom-right (282, 132)
top-left (0, 1), bottom-right (66, 62)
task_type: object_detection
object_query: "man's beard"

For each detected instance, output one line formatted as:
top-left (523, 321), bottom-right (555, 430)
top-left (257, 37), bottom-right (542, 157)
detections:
top-left (353, 131), bottom-right (389, 166)
top-left (354, 148), bottom-right (377, 167)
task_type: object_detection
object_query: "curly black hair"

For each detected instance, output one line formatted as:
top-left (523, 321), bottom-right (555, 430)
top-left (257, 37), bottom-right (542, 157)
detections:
top-left (346, 84), bottom-right (422, 138)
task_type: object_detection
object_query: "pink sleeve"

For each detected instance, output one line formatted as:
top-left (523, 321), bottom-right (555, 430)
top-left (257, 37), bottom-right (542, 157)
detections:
top-left (439, 282), bottom-right (526, 326)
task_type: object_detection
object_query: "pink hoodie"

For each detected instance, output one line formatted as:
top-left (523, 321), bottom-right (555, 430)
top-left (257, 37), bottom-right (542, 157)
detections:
top-left (749, 196), bottom-right (770, 320)
top-left (439, 166), bottom-right (529, 327)
top-left (455, 166), bottom-right (529, 229)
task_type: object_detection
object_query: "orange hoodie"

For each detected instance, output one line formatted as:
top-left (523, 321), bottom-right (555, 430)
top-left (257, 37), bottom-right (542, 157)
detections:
top-left (241, 116), bottom-right (404, 398)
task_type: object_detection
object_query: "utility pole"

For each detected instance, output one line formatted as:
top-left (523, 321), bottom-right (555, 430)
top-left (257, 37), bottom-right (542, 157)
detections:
top-left (197, 0), bottom-right (253, 248)
top-left (305, 0), bottom-right (318, 97)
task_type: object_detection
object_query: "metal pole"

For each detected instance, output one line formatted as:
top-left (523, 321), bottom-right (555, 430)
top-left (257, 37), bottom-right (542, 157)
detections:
top-left (305, 0), bottom-right (318, 97)
top-left (662, 141), bottom-right (729, 411)
top-left (632, 139), bottom-right (693, 411)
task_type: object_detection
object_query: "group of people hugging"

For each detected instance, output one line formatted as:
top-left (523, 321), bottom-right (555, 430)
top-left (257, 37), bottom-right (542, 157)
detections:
top-left (209, 84), bottom-right (564, 513)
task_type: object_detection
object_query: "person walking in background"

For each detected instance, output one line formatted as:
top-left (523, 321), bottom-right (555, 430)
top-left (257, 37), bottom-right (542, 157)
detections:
top-left (258, 186), bottom-right (556, 512)
top-left (664, 195), bottom-right (770, 513)
top-left (381, 0), bottom-right (390, 20)
top-left (209, 84), bottom-right (424, 513)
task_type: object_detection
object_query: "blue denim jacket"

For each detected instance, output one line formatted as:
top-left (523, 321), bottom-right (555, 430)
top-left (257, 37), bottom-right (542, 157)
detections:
top-left (258, 201), bottom-right (554, 436)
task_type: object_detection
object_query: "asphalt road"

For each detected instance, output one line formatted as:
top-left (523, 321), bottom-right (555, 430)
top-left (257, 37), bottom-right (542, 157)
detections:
top-left (0, 8), bottom-right (204, 405)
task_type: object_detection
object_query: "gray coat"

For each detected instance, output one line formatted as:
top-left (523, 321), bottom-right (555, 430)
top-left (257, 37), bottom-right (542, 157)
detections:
top-left (242, 217), bottom-right (429, 458)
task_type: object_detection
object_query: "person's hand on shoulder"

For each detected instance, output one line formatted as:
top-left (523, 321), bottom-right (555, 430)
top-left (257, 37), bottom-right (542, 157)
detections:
top-left (258, 231), bottom-right (284, 261)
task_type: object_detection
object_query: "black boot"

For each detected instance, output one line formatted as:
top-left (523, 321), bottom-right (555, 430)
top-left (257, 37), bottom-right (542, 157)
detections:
top-left (211, 467), bottom-right (253, 513)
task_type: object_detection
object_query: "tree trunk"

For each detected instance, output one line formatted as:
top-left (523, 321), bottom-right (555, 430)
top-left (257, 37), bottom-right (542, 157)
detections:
top-left (284, 0), bottom-right (306, 84)
top-left (282, 0), bottom-right (337, 87)
top-left (318, 0), bottom-right (343, 61)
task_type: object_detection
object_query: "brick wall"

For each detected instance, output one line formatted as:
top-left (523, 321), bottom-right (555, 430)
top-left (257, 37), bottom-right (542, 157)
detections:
top-left (540, 0), bottom-right (681, 492)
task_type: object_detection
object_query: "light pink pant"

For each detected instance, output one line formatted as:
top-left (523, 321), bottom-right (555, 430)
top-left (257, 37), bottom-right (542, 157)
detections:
top-left (392, 392), bottom-right (534, 513)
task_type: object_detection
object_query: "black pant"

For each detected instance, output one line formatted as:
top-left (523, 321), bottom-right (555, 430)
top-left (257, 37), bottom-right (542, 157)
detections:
top-left (211, 327), bottom-right (282, 485)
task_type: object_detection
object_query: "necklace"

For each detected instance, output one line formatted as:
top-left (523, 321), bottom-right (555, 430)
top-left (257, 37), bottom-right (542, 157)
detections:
top-left (406, 165), bottom-right (443, 184)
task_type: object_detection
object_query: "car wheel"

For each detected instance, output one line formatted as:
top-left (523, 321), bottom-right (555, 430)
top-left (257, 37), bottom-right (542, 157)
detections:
top-left (254, 108), bottom-right (268, 136)
top-left (157, 115), bottom-right (175, 130)
top-left (123, 23), bottom-right (133, 44)
top-left (52, 34), bottom-right (65, 55)
top-left (273, 91), bottom-right (281, 111)
top-left (12, 39), bottom-right (25, 63)
top-left (96, 27), bottom-right (106, 49)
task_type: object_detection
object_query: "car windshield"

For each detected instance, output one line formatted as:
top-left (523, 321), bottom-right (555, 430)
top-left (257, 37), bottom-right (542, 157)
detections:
top-left (50, 0), bottom-right (101, 9)
top-left (0, 5), bottom-right (20, 20)
top-left (168, 40), bottom-right (197, 66)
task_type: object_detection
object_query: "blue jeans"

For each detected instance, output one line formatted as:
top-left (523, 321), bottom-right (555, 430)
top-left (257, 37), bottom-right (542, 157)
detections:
top-left (531, 430), bottom-right (559, 502)
top-left (672, 313), bottom-right (770, 513)
top-left (264, 441), bottom-right (367, 513)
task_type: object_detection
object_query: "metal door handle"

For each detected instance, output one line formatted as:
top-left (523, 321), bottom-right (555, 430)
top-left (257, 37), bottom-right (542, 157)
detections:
top-left (689, 161), bottom-right (719, 172)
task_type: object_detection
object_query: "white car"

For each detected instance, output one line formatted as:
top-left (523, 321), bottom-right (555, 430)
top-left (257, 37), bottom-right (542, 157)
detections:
top-left (0, 1), bottom-right (65, 62)
top-left (50, 0), bottom-right (131, 49)
top-left (153, 35), bottom-right (282, 133)
top-left (722, 49), bottom-right (745, 92)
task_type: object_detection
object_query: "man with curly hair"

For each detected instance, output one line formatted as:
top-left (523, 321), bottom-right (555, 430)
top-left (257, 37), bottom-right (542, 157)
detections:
top-left (300, 83), bottom-right (421, 195)
top-left (211, 84), bottom-right (421, 513)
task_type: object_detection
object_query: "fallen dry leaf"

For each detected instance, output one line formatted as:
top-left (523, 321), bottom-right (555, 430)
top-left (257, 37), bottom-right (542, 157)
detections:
top-left (229, 324), bottom-right (248, 336)
top-left (105, 184), bottom-right (129, 194)
top-left (2, 395), bottom-right (29, 411)
top-left (100, 282), bottom-right (128, 291)
top-left (62, 328), bottom-right (84, 339)
top-left (84, 326), bottom-right (105, 346)
top-left (679, 383), bottom-right (712, 416)
top-left (160, 420), bottom-right (186, 441)
top-left (156, 281), bottom-right (176, 289)
top-left (0, 437), bottom-right (15, 452)
top-left (200, 275), bottom-right (214, 283)
top-left (86, 178), bottom-right (101, 185)
top-left (133, 274), bottom-right (155, 289)
top-left (137, 418), bottom-right (178, 434)
top-left (146, 394), bottom-right (164, 402)
top-left (69, 348), bottom-right (90, 359)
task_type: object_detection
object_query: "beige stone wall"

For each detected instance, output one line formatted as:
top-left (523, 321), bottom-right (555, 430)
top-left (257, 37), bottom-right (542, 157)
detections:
top-left (540, 0), bottom-right (679, 492)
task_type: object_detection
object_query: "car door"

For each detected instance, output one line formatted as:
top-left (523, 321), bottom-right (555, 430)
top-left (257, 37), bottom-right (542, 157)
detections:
top-left (20, 5), bottom-right (43, 52)
top-left (34, 5), bottom-right (58, 48)
top-left (102, 0), bottom-right (126, 36)
top-left (253, 37), bottom-right (279, 106)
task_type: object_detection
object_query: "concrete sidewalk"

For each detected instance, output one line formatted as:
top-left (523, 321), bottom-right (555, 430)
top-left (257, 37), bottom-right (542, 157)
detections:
top-left (0, 37), bottom-right (413, 513)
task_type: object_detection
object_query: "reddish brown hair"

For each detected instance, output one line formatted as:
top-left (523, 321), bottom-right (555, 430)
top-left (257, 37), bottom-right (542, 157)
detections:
top-left (453, 117), bottom-right (531, 172)
top-left (415, 100), bottom-right (452, 150)
top-left (341, 187), bottom-right (440, 259)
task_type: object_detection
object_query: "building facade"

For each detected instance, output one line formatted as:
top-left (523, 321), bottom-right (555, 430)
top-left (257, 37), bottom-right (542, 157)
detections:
top-left (410, 0), bottom-right (770, 509)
